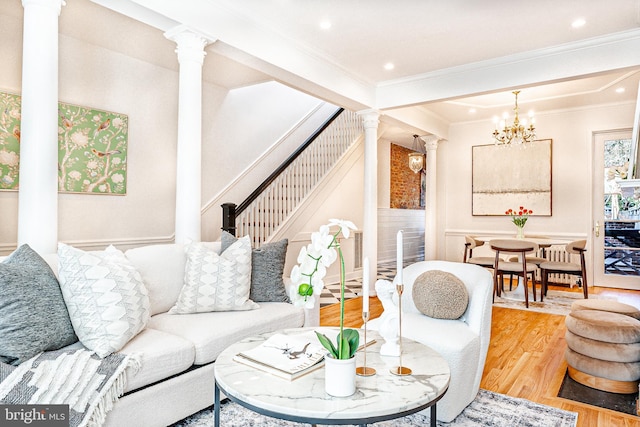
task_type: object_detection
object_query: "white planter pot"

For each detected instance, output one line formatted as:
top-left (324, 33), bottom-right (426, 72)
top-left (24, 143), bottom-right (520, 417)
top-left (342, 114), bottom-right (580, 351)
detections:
top-left (324, 354), bottom-right (356, 397)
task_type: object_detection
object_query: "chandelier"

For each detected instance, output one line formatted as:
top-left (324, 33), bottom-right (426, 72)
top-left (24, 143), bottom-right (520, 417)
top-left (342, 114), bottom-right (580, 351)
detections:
top-left (408, 135), bottom-right (425, 173)
top-left (492, 90), bottom-right (536, 146)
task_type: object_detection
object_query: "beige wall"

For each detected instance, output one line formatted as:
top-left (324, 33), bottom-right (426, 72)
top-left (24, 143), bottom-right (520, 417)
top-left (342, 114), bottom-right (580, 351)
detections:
top-left (0, 2), bottom-right (330, 254)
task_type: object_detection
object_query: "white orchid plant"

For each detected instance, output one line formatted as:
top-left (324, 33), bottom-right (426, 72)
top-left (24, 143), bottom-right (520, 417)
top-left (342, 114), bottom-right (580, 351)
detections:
top-left (289, 219), bottom-right (360, 360)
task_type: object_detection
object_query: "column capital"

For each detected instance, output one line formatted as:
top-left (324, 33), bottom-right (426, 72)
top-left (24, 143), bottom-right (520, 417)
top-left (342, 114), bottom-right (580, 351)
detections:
top-left (357, 109), bottom-right (380, 129)
top-left (420, 135), bottom-right (440, 151)
top-left (22, 0), bottom-right (65, 15)
top-left (164, 25), bottom-right (214, 66)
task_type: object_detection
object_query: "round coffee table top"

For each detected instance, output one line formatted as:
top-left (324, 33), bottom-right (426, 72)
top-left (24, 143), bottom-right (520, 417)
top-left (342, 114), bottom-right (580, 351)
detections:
top-left (214, 327), bottom-right (450, 425)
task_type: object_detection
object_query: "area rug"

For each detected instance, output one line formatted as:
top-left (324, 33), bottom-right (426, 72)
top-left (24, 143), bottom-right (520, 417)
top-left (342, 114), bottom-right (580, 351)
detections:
top-left (171, 389), bottom-right (577, 427)
top-left (558, 369), bottom-right (638, 416)
top-left (493, 290), bottom-right (613, 316)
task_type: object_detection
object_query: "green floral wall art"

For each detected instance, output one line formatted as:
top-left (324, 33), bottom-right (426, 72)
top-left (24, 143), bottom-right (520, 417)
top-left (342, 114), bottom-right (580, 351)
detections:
top-left (0, 91), bottom-right (128, 194)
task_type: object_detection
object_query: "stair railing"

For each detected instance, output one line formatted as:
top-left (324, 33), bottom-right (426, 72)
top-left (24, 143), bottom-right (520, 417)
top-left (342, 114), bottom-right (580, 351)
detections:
top-left (222, 108), bottom-right (363, 246)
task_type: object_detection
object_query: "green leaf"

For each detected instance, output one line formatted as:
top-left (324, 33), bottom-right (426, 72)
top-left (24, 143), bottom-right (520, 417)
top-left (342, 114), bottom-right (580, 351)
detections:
top-left (315, 331), bottom-right (338, 358)
top-left (342, 329), bottom-right (360, 358)
top-left (338, 335), bottom-right (350, 359)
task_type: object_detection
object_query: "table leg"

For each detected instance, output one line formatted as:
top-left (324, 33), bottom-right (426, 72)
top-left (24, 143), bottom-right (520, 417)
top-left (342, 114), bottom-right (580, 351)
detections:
top-left (431, 404), bottom-right (437, 427)
top-left (214, 381), bottom-right (220, 427)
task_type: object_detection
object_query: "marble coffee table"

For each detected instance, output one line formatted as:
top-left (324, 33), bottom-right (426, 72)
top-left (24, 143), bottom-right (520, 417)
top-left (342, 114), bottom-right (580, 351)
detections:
top-left (213, 327), bottom-right (450, 427)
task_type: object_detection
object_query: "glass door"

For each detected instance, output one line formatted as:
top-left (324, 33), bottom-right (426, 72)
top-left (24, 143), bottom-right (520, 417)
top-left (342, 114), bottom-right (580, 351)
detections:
top-left (593, 129), bottom-right (640, 290)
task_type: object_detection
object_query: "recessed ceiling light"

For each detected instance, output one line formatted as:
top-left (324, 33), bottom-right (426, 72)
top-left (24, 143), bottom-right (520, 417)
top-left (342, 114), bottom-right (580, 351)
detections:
top-left (572, 18), bottom-right (586, 28)
top-left (616, 87), bottom-right (625, 93)
top-left (469, 108), bottom-right (476, 114)
top-left (384, 62), bottom-right (395, 70)
top-left (319, 20), bottom-right (332, 30)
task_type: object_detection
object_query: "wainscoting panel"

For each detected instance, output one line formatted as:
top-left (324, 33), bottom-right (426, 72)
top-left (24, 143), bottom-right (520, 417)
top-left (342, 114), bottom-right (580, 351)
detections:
top-left (378, 208), bottom-right (425, 264)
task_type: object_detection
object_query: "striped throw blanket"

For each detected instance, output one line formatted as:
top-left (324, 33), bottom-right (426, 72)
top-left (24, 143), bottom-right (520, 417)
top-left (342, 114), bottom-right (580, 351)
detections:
top-left (0, 348), bottom-right (137, 427)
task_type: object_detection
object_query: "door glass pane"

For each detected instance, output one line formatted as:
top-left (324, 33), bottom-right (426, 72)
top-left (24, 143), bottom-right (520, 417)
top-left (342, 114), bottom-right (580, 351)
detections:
top-left (603, 137), bottom-right (640, 277)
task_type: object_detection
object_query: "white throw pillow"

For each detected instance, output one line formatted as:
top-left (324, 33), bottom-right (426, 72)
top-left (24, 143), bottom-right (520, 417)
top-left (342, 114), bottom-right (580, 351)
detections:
top-left (170, 237), bottom-right (258, 314)
top-left (124, 242), bottom-right (222, 315)
top-left (57, 243), bottom-right (151, 357)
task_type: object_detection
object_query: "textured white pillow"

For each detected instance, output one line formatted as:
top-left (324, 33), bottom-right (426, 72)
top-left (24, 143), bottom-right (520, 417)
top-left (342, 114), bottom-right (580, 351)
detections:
top-left (57, 243), bottom-right (151, 357)
top-left (124, 242), bottom-right (222, 315)
top-left (170, 237), bottom-right (258, 314)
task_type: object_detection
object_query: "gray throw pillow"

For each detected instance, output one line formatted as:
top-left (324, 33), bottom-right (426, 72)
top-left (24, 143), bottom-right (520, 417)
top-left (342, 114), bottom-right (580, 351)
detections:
top-left (0, 245), bottom-right (78, 365)
top-left (221, 231), bottom-right (290, 303)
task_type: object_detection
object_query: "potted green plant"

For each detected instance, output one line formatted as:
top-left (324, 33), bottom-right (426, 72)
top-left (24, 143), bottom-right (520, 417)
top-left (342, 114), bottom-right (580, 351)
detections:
top-left (290, 219), bottom-right (360, 396)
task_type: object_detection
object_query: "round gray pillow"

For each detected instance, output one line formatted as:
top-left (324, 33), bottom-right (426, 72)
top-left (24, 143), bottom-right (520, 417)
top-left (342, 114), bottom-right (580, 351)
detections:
top-left (412, 270), bottom-right (469, 319)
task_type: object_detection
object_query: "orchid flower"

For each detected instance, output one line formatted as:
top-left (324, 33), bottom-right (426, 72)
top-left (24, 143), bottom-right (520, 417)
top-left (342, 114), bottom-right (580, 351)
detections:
top-left (291, 218), bottom-right (360, 360)
top-left (289, 219), bottom-right (358, 311)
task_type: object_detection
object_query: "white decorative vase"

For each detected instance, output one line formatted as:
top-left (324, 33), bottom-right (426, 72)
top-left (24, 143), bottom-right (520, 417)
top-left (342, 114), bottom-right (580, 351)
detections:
top-left (324, 354), bottom-right (356, 397)
top-left (516, 225), bottom-right (525, 239)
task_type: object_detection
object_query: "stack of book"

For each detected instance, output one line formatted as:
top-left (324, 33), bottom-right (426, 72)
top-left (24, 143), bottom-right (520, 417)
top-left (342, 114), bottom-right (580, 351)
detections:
top-left (233, 331), bottom-right (327, 380)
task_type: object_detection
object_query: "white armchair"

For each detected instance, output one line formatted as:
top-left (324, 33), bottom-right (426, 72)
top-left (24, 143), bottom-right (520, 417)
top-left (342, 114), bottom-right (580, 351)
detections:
top-left (368, 260), bottom-right (493, 422)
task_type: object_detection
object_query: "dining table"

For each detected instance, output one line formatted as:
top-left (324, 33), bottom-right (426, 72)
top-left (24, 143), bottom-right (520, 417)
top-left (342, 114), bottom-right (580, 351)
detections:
top-left (483, 235), bottom-right (572, 302)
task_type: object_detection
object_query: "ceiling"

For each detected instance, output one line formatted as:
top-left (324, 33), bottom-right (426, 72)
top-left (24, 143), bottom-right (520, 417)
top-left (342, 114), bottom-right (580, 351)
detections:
top-left (7, 0), bottom-right (640, 144)
top-left (212, 0), bottom-right (640, 84)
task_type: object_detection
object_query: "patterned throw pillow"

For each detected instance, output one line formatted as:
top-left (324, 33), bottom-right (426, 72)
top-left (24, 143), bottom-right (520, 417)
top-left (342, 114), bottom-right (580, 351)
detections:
top-left (0, 245), bottom-right (78, 365)
top-left (170, 237), bottom-right (258, 314)
top-left (221, 231), bottom-right (290, 303)
top-left (412, 270), bottom-right (469, 320)
top-left (57, 243), bottom-right (151, 358)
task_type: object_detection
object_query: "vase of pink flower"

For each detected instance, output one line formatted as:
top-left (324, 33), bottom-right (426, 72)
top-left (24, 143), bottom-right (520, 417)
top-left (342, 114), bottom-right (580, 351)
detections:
top-left (506, 206), bottom-right (532, 239)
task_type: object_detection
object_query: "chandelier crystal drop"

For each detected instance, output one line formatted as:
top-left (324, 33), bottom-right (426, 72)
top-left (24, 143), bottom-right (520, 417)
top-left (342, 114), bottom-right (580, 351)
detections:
top-left (492, 91), bottom-right (536, 146)
top-left (408, 134), bottom-right (425, 173)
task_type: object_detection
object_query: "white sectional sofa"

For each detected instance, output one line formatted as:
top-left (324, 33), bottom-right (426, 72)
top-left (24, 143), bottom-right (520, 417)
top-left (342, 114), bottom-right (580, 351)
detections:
top-left (1, 242), bottom-right (315, 427)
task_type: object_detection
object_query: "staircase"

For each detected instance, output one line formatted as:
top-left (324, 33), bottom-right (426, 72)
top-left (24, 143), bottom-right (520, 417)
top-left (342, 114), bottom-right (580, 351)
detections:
top-left (225, 108), bottom-right (363, 247)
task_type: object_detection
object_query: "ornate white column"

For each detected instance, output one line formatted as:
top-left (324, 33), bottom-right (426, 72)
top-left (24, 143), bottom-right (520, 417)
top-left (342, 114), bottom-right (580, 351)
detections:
top-left (422, 135), bottom-right (440, 260)
top-left (18, 0), bottom-right (65, 254)
top-left (165, 26), bottom-right (212, 244)
top-left (358, 109), bottom-right (380, 295)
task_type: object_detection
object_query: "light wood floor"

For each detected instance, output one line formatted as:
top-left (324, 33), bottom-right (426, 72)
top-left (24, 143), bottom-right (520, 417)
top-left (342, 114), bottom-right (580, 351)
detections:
top-left (320, 285), bottom-right (640, 427)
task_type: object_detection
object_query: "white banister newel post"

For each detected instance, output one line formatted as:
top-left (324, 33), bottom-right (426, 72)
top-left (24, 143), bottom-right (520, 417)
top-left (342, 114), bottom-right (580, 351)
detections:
top-left (358, 109), bottom-right (380, 296)
top-left (18, 0), bottom-right (65, 254)
top-left (422, 135), bottom-right (439, 260)
top-left (165, 26), bottom-right (212, 244)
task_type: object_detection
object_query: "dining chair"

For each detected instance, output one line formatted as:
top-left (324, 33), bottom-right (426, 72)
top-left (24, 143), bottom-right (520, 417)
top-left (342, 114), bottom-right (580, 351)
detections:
top-left (539, 240), bottom-right (588, 300)
top-left (508, 236), bottom-right (551, 288)
top-left (490, 239), bottom-right (538, 308)
top-left (463, 235), bottom-right (495, 269)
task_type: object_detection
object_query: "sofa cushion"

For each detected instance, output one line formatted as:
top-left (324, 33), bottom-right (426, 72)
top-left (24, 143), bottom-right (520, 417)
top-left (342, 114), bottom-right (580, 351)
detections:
top-left (149, 302), bottom-right (305, 364)
top-left (0, 245), bottom-right (78, 365)
top-left (565, 347), bottom-right (640, 382)
top-left (222, 231), bottom-right (290, 303)
top-left (58, 243), bottom-right (151, 357)
top-left (565, 330), bottom-right (640, 363)
top-left (412, 270), bottom-right (469, 320)
top-left (392, 312), bottom-right (479, 358)
top-left (570, 299), bottom-right (640, 320)
top-left (118, 328), bottom-right (195, 393)
top-left (170, 238), bottom-right (257, 314)
top-left (566, 309), bottom-right (640, 344)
